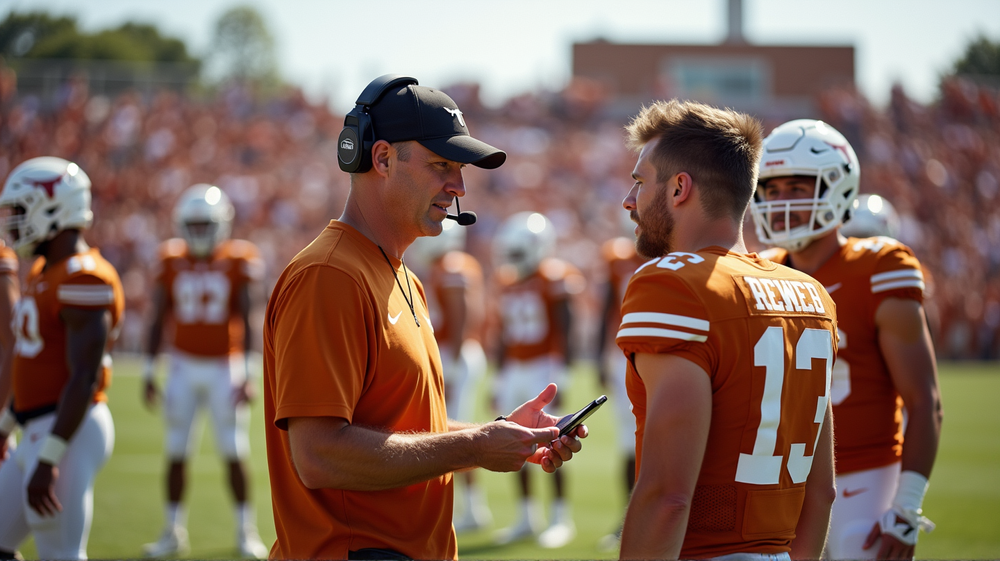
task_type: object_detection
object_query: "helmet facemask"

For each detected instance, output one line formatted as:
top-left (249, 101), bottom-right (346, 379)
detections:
top-left (751, 169), bottom-right (853, 251)
top-left (493, 211), bottom-right (556, 281)
top-left (181, 220), bottom-right (222, 258)
top-left (173, 184), bottom-right (234, 258)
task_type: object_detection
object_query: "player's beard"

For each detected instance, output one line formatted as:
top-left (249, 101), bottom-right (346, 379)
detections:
top-left (633, 186), bottom-right (675, 259)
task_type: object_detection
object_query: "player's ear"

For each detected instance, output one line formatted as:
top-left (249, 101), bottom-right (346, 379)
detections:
top-left (673, 172), bottom-right (694, 205)
top-left (371, 140), bottom-right (392, 176)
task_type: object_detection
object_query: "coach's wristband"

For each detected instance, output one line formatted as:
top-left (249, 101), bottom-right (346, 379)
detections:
top-left (0, 407), bottom-right (16, 434)
top-left (893, 470), bottom-right (929, 511)
top-left (143, 355), bottom-right (156, 382)
top-left (37, 434), bottom-right (69, 466)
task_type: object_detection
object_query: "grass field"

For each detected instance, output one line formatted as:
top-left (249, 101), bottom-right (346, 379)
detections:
top-left (11, 358), bottom-right (1000, 560)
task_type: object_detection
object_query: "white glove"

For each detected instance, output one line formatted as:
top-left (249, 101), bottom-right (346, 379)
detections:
top-left (878, 504), bottom-right (935, 546)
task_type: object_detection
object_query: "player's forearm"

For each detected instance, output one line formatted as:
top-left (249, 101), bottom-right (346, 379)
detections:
top-left (290, 421), bottom-right (480, 491)
top-left (620, 486), bottom-right (689, 560)
top-left (899, 398), bottom-right (942, 479)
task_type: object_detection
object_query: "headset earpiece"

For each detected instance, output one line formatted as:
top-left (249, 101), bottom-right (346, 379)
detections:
top-left (338, 74), bottom-right (419, 173)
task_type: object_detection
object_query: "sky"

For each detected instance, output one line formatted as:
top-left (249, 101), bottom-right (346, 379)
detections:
top-left (3, 0), bottom-right (999, 113)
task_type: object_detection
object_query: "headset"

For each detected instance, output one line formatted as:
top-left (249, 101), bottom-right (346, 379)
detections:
top-left (337, 74), bottom-right (419, 173)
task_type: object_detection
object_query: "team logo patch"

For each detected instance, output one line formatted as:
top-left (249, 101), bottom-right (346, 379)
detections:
top-left (444, 107), bottom-right (466, 128)
top-left (30, 175), bottom-right (63, 198)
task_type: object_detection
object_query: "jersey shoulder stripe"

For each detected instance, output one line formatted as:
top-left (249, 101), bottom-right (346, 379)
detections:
top-left (57, 284), bottom-right (116, 306)
top-left (621, 312), bottom-right (710, 331)
top-left (618, 312), bottom-right (711, 342)
top-left (870, 268), bottom-right (924, 293)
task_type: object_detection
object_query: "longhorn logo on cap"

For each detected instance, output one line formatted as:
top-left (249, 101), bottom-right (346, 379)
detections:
top-left (444, 107), bottom-right (466, 128)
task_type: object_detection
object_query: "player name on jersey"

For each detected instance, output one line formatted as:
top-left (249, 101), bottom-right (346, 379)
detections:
top-left (741, 276), bottom-right (828, 316)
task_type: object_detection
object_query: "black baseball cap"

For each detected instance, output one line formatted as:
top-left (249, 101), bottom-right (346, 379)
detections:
top-left (370, 85), bottom-right (506, 169)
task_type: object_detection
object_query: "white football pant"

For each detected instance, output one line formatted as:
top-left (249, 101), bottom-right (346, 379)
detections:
top-left (825, 462), bottom-right (901, 560)
top-left (439, 339), bottom-right (487, 423)
top-left (496, 355), bottom-right (567, 416)
top-left (604, 348), bottom-right (637, 454)
top-left (0, 402), bottom-right (115, 560)
top-left (165, 351), bottom-right (249, 461)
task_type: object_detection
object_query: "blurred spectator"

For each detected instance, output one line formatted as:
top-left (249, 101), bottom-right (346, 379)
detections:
top-left (1, 72), bottom-right (998, 360)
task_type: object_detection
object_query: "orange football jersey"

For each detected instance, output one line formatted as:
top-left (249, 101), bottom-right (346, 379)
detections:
top-left (495, 257), bottom-right (586, 362)
top-left (426, 250), bottom-right (485, 345)
top-left (12, 248), bottom-right (125, 414)
top-left (763, 236), bottom-right (925, 474)
top-left (601, 236), bottom-right (645, 332)
top-left (154, 238), bottom-right (264, 357)
top-left (617, 247), bottom-right (837, 558)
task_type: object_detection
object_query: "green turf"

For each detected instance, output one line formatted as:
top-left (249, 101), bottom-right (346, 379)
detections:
top-left (10, 358), bottom-right (1000, 559)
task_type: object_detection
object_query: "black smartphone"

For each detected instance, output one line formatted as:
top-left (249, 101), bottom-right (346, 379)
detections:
top-left (555, 395), bottom-right (607, 437)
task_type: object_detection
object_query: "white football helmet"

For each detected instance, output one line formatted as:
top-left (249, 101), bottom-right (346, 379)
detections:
top-left (406, 219), bottom-right (467, 269)
top-left (0, 156), bottom-right (94, 258)
top-left (173, 184), bottom-right (234, 257)
top-left (493, 211), bottom-right (556, 279)
top-left (841, 194), bottom-right (900, 239)
top-left (750, 119), bottom-right (860, 251)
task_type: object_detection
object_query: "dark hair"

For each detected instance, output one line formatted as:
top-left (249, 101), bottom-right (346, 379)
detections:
top-left (625, 99), bottom-right (763, 222)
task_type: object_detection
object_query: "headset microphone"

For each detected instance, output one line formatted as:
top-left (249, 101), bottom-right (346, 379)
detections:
top-left (446, 197), bottom-right (477, 226)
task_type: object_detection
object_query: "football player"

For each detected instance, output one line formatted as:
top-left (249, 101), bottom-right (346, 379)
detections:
top-left (0, 239), bottom-right (19, 467)
top-left (751, 120), bottom-right (942, 560)
top-left (0, 157), bottom-right (124, 560)
top-left (141, 184), bottom-right (268, 558)
top-left (407, 220), bottom-right (493, 532)
top-left (491, 211), bottom-right (586, 549)
top-left (593, 213), bottom-right (645, 550)
top-left (841, 194), bottom-right (901, 239)
top-left (617, 100), bottom-right (838, 560)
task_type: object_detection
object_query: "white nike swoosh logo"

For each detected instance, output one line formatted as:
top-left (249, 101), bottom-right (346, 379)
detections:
top-left (825, 282), bottom-right (842, 294)
top-left (388, 311), bottom-right (402, 325)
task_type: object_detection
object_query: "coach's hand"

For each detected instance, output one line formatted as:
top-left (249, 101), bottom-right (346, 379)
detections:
top-left (476, 421), bottom-right (558, 474)
top-left (27, 462), bottom-right (62, 517)
top-left (504, 383), bottom-right (587, 473)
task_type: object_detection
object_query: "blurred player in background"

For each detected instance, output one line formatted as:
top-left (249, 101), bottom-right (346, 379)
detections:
top-left (492, 211), bottom-right (586, 548)
top-left (0, 240), bottom-right (19, 467)
top-left (407, 219), bottom-right (493, 532)
top-left (841, 194), bottom-right (901, 239)
top-left (141, 184), bottom-right (268, 558)
top-left (751, 119), bottom-right (942, 560)
top-left (0, 157), bottom-right (123, 560)
top-left (593, 211), bottom-right (644, 550)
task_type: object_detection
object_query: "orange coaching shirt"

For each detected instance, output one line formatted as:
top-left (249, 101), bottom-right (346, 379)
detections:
top-left (763, 236), bottom-right (925, 474)
top-left (617, 247), bottom-right (837, 558)
top-left (263, 221), bottom-right (454, 561)
top-left (12, 248), bottom-right (124, 414)
top-left (154, 238), bottom-right (264, 357)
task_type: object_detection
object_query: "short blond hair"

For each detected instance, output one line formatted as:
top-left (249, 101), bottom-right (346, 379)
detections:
top-left (626, 99), bottom-right (763, 221)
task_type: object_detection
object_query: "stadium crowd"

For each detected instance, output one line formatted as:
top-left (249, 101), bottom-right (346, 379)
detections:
top-left (1, 68), bottom-right (998, 361)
